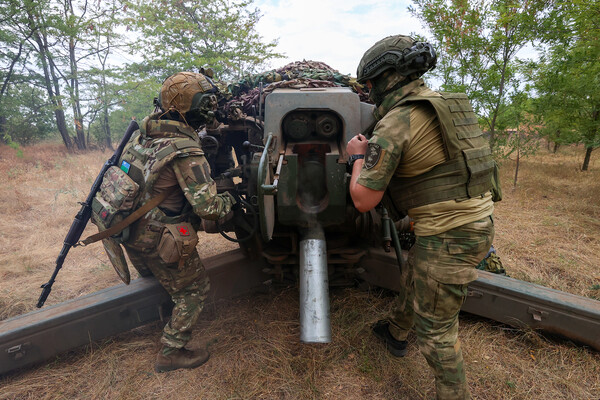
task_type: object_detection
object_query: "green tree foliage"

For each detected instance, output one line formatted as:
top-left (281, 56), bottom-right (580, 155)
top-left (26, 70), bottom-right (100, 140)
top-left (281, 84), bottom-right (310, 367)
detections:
top-left (125, 0), bottom-right (282, 80)
top-left (88, 72), bottom-right (158, 150)
top-left (0, 0), bottom-right (50, 145)
top-left (1, 82), bottom-right (56, 145)
top-left (409, 0), bottom-right (551, 148)
top-left (0, 0), bottom-right (281, 150)
top-left (2, 0), bottom-right (76, 149)
top-left (533, 0), bottom-right (600, 170)
top-left (38, 0), bottom-right (129, 150)
top-left (77, 0), bottom-right (132, 150)
top-left (497, 91), bottom-right (540, 186)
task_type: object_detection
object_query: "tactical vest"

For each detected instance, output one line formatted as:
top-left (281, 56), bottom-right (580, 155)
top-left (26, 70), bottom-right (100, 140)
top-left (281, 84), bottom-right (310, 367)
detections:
top-left (91, 116), bottom-right (204, 250)
top-left (387, 92), bottom-right (495, 212)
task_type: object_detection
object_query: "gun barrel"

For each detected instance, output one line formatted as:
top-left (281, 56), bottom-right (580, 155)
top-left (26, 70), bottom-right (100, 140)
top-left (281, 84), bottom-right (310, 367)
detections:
top-left (299, 224), bottom-right (331, 343)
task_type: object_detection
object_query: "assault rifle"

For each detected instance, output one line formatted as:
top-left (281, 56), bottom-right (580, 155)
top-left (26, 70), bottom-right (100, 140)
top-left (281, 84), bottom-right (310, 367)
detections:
top-left (36, 120), bottom-right (140, 308)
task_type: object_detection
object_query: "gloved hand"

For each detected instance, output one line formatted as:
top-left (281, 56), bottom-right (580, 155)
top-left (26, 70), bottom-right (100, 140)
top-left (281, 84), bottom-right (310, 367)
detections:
top-left (226, 191), bottom-right (242, 211)
top-left (218, 191), bottom-right (258, 243)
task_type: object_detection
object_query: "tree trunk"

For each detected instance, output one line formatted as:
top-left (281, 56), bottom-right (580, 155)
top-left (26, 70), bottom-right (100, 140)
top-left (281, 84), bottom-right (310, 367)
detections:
top-left (72, 114), bottom-right (86, 150)
top-left (69, 36), bottom-right (86, 150)
top-left (1, 34), bottom-right (29, 146)
top-left (582, 111), bottom-right (599, 171)
top-left (582, 146), bottom-right (593, 171)
top-left (489, 47), bottom-right (510, 150)
top-left (0, 115), bottom-right (6, 141)
top-left (29, 15), bottom-right (73, 150)
top-left (49, 55), bottom-right (73, 150)
top-left (1, 38), bottom-right (26, 99)
top-left (513, 146), bottom-right (520, 187)
top-left (42, 60), bottom-right (72, 149)
top-left (103, 106), bottom-right (113, 150)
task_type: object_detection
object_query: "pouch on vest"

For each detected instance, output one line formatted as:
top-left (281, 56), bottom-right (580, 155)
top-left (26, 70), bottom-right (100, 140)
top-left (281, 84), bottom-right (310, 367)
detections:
top-left (90, 166), bottom-right (140, 284)
top-left (462, 147), bottom-right (495, 199)
top-left (91, 166), bottom-right (140, 243)
top-left (490, 161), bottom-right (502, 202)
top-left (157, 222), bottom-right (199, 267)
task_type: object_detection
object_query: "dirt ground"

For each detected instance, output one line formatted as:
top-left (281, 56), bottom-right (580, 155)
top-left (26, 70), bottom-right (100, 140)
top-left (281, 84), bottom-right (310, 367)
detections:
top-left (0, 142), bottom-right (599, 399)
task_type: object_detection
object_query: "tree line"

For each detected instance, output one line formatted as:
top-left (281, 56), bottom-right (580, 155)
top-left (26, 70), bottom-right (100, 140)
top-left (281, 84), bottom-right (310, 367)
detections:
top-left (0, 0), bottom-right (280, 150)
top-left (1, 0), bottom-right (598, 170)
top-left (411, 0), bottom-right (599, 171)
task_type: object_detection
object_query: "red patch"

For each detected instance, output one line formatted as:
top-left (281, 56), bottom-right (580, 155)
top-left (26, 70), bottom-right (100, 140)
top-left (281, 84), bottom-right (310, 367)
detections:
top-left (177, 226), bottom-right (189, 236)
top-left (101, 210), bottom-right (108, 220)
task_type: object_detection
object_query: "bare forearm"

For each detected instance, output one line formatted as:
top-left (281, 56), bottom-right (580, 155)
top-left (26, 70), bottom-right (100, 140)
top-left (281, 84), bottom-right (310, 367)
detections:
top-left (349, 159), bottom-right (384, 212)
top-left (349, 159), bottom-right (365, 207)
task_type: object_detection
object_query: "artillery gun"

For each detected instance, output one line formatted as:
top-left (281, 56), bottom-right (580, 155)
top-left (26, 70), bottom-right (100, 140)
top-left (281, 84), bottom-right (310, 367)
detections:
top-left (1, 72), bottom-right (599, 375)
top-left (205, 85), bottom-right (387, 343)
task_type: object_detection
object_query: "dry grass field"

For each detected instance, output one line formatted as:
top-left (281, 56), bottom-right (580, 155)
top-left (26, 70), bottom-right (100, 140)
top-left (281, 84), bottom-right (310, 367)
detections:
top-left (0, 141), bottom-right (599, 399)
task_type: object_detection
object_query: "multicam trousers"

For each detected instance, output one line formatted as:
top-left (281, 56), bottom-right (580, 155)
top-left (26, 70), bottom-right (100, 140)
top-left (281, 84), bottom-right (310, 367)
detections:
top-left (388, 216), bottom-right (494, 400)
top-left (125, 247), bottom-right (210, 350)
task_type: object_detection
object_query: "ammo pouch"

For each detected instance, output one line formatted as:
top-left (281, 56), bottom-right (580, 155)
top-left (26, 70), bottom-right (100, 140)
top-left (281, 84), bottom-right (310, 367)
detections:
top-left (462, 147), bottom-right (495, 199)
top-left (157, 222), bottom-right (199, 266)
top-left (91, 166), bottom-right (140, 242)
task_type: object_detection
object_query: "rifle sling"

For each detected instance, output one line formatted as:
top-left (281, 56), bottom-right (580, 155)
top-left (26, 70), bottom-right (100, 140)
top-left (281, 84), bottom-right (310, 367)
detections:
top-left (79, 191), bottom-right (170, 247)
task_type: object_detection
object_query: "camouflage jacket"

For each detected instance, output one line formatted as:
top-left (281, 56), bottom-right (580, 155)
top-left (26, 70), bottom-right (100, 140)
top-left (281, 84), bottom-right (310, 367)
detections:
top-left (119, 114), bottom-right (235, 250)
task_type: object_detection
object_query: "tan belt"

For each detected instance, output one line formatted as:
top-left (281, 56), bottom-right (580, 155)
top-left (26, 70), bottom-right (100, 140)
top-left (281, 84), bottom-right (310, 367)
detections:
top-left (79, 191), bottom-right (170, 246)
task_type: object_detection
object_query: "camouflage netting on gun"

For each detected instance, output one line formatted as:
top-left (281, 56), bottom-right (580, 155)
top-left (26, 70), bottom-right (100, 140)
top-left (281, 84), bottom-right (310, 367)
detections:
top-left (217, 61), bottom-right (370, 120)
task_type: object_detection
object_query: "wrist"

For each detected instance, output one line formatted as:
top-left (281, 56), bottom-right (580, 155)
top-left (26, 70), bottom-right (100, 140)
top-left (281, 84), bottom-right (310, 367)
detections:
top-left (347, 154), bottom-right (364, 173)
top-left (347, 154), bottom-right (364, 166)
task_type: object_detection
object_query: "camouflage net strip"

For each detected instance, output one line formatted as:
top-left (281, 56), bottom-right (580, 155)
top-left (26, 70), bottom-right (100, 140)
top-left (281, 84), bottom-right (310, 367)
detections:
top-left (218, 60), bottom-right (371, 119)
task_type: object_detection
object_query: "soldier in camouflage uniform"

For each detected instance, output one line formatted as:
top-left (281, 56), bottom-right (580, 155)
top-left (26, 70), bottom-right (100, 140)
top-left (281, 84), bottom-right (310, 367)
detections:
top-left (347, 36), bottom-right (497, 399)
top-left (116, 72), bottom-right (235, 372)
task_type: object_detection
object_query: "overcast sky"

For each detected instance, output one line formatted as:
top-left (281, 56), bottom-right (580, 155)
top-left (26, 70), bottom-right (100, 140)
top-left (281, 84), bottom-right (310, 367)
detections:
top-left (253, 0), bottom-right (429, 76)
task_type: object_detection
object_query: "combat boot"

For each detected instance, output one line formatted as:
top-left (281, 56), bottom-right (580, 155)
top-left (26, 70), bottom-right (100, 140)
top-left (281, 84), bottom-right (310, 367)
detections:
top-left (372, 320), bottom-right (408, 357)
top-left (155, 345), bottom-right (210, 373)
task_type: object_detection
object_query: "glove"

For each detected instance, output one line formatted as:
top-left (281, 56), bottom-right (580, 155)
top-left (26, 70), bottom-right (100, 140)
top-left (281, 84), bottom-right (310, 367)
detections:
top-left (225, 191), bottom-right (242, 211)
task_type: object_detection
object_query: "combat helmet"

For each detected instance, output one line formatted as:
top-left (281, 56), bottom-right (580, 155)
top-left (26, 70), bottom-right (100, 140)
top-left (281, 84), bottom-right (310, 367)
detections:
top-left (356, 35), bottom-right (437, 83)
top-left (157, 71), bottom-right (219, 128)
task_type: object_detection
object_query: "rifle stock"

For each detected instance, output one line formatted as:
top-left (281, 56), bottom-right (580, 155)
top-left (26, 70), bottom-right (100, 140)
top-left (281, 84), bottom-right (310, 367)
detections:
top-left (36, 120), bottom-right (140, 308)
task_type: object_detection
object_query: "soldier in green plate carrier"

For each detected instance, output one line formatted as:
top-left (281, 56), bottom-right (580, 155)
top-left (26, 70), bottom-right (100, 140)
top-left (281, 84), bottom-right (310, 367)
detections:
top-left (347, 35), bottom-right (500, 399)
top-left (91, 72), bottom-right (236, 372)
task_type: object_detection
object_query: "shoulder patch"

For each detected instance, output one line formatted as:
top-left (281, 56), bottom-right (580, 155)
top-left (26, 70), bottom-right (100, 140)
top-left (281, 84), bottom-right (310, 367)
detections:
top-left (364, 143), bottom-right (382, 170)
top-left (191, 164), bottom-right (210, 184)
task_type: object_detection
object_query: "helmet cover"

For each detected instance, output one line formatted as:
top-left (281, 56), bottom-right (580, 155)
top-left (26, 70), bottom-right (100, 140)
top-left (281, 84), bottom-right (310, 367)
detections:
top-left (357, 35), bottom-right (436, 83)
top-left (158, 71), bottom-right (217, 114)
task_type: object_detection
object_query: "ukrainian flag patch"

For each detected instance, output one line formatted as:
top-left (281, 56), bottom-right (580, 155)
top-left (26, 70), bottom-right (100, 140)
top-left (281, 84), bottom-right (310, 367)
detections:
top-left (120, 160), bottom-right (131, 173)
